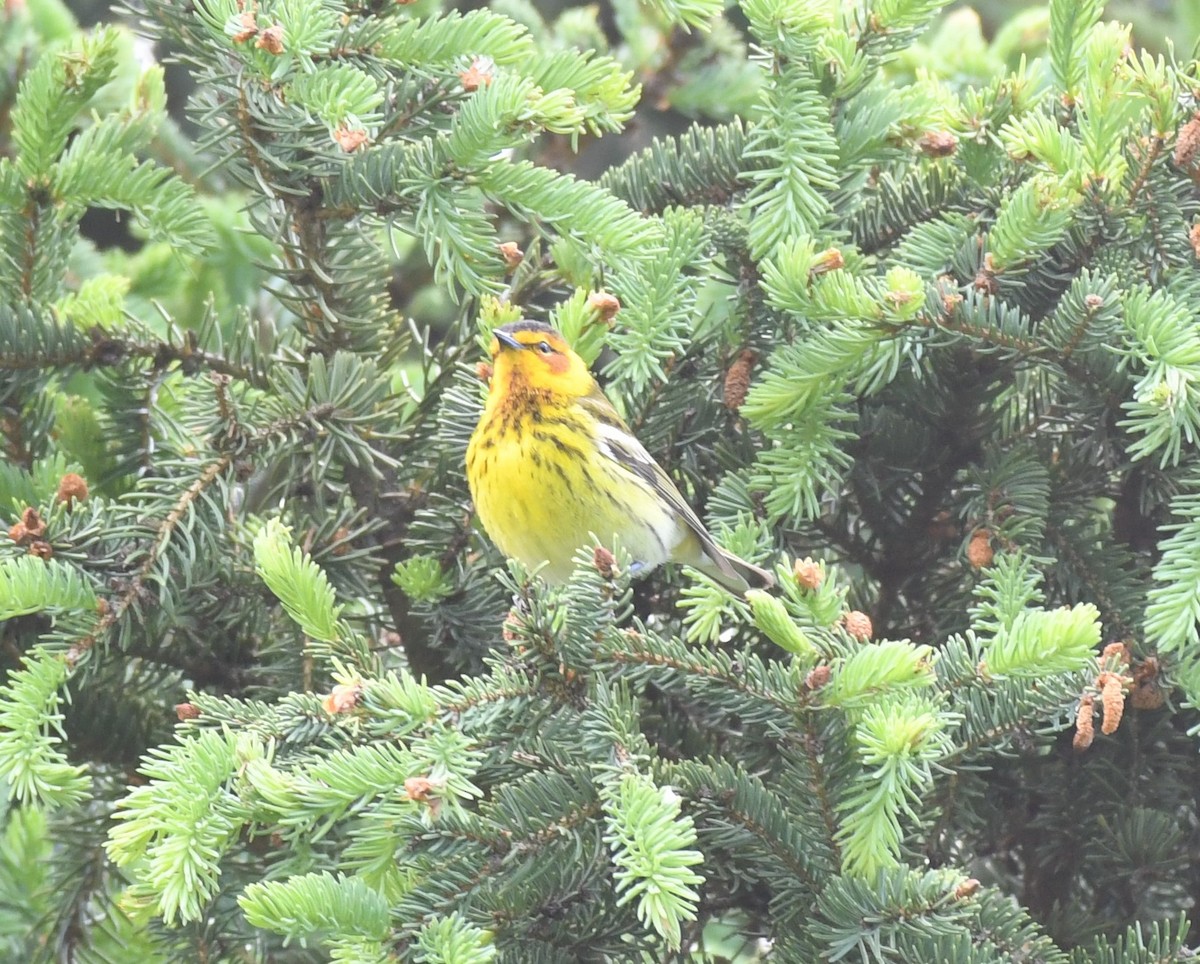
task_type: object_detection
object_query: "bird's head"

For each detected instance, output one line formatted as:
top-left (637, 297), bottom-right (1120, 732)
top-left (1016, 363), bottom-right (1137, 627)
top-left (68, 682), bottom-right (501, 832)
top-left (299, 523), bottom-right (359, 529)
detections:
top-left (488, 321), bottom-right (594, 398)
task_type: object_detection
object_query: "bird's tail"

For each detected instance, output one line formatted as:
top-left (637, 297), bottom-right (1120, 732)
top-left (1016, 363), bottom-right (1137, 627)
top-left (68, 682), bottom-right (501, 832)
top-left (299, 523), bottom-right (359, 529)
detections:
top-left (698, 546), bottom-right (776, 594)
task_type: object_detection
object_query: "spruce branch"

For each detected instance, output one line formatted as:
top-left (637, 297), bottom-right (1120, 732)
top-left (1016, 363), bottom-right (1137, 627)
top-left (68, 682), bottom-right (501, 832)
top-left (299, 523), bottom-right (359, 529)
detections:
top-left (414, 913), bottom-right (496, 964)
top-left (78, 452), bottom-right (233, 656)
top-left (106, 728), bottom-right (254, 925)
top-left (741, 64), bottom-right (838, 259)
top-left (0, 305), bottom-right (92, 372)
top-left (0, 556), bottom-right (97, 622)
top-left (834, 694), bottom-right (953, 877)
top-left (1049, 0), bottom-right (1105, 105)
top-left (1144, 482), bottom-right (1200, 658)
top-left (4, 0), bottom-right (1200, 957)
top-left (240, 871), bottom-right (391, 952)
top-left (10, 27), bottom-right (121, 181)
top-left (0, 308), bottom-right (269, 385)
top-left (600, 119), bottom-right (756, 214)
top-left (601, 770), bottom-right (705, 950)
top-left (0, 647), bottom-right (91, 808)
top-left (253, 518), bottom-right (344, 644)
top-left (668, 759), bottom-right (828, 891)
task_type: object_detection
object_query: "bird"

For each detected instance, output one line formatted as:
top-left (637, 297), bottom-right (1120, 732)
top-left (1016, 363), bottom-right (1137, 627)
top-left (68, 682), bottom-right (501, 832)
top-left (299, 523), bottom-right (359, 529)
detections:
top-left (465, 320), bottom-right (775, 593)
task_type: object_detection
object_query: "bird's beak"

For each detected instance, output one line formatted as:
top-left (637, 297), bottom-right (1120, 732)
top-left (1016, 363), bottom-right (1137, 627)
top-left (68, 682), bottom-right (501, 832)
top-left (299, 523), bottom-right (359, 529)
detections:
top-left (492, 329), bottom-right (524, 351)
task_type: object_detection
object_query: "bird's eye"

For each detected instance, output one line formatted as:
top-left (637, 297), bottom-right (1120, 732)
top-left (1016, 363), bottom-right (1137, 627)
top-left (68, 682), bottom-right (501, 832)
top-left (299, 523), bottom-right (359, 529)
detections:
top-left (536, 341), bottom-right (553, 354)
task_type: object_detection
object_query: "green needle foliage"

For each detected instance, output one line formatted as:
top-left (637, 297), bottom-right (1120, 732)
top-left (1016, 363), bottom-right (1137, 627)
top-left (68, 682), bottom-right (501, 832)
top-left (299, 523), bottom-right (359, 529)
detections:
top-left (3, 0), bottom-right (1200, 958)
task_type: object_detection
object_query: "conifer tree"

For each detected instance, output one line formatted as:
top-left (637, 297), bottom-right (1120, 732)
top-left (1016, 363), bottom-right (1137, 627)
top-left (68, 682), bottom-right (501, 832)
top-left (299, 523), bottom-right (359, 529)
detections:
top-left (3, 0), bottom-right (1200, 959)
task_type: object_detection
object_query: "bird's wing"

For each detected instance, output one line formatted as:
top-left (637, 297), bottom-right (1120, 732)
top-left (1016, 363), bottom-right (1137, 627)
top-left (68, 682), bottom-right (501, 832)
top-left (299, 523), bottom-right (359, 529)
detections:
top-left (577, 389), bottom-right (743, 585)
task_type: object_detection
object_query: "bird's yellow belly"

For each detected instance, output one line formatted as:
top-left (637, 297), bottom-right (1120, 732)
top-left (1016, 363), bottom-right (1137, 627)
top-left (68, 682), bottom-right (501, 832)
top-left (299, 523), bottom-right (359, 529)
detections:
top-left (467, 421), bottom-right (683, 583)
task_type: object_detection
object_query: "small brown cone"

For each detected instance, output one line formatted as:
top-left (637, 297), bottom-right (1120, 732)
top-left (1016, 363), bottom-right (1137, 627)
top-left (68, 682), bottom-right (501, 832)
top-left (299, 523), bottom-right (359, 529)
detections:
top-left (459, 56), bottom-right (495, 91)
top-left (322, 681), bottom-right (363, 715)
top-left (497, 241), bottom-right (523, 270)
top-left (593, 545), bottom-right (617, 579)
top-left (966, 530), bottom-right (993, 569)
top-left (332, 126), bottom-right (369, 153)
top-left (255, 23), bottom-right (284, 54)
top-left (842, 610), bottom-right (872, 641)
top-left (810, 247), bottom-right (844, 276)
top-left (722, 349), bottom-right (756, 412)
top-left (805, 665), bottom-right (831, 690)
top-left (1101, 641), bottom-right (1131, 667)
top-left (1174, 114), bottom-right (1200, 171)
top-left (56, 473), bottom-right (89, 506)
top-left (404, 776), bottom-right (440, 801)
top-left (231, 10), bottom-right (257, 42)
top-left (918, 131), bottom-right (958, 158)
top-left (1130, 657), bottom-right (1165, 710)
top-left (1099, 672), bottom-right (1126, 735)
top-left (587, 291), bottom-right (621, 323)
top-left (19, 507), bottom-right (45, 540)
top-left (792, 557), bottom-right (823, 590)
top-left (1073, 694), bottom-right (1095, 751)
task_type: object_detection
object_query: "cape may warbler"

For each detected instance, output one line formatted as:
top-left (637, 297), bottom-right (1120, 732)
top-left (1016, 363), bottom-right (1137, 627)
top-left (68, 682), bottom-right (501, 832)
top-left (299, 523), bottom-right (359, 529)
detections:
top-left (466, 321), bottom-right (774, 592)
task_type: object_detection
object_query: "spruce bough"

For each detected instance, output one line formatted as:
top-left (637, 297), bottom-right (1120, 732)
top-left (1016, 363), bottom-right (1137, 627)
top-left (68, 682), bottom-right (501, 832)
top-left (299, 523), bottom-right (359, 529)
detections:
top-left (0, 0), bottom-right (1199, 959)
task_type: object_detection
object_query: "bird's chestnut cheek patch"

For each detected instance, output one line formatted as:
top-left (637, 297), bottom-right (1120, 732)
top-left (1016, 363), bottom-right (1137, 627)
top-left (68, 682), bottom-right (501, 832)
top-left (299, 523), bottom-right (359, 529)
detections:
top-left (545, 353), bottom-right (569, 375)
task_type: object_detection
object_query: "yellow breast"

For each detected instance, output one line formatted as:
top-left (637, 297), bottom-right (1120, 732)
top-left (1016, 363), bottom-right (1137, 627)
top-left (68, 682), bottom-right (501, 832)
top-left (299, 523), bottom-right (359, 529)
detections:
top-left (466, 402), bottom-right (683, 583)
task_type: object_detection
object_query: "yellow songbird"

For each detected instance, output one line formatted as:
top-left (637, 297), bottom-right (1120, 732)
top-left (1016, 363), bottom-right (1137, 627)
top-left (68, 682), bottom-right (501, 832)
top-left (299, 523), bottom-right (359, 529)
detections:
top-left (466, 321), bottom-right (774, 592)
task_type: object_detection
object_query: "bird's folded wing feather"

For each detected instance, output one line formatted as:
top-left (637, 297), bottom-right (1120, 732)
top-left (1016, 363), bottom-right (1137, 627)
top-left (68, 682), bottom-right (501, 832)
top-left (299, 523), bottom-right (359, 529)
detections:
top-left (577, 391), bottom-right (741, 583)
